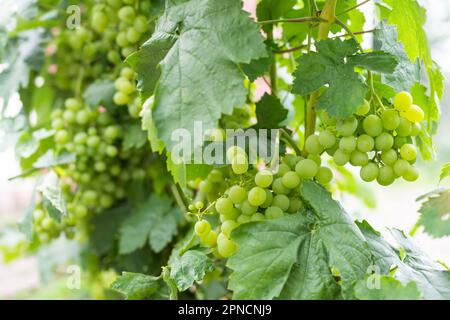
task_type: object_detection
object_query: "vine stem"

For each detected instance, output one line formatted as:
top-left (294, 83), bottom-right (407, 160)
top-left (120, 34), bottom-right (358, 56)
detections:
top-left (304, 0), bottom-right (337, 146)
top-left (170, 182), bottom-right (189, 213)
top-left (337, 0), bottom-right (371, 16)
top-left (281, 128), bottom-right (302, 156)
top-left (267, 25), bottom-right (278, 97)
top-left (258, 16), bottom-right (325, 25)
top-left (409, 221), bottom-right (421, 237)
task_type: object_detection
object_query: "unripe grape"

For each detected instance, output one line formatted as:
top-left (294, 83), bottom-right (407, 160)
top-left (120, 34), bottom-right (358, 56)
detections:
top-left (339, 136), bottom-right (357, 153)
top-left (357, 134), bottom-right (374, 152)
top-left (315, 167), bottom-right (333, 184)
top-left (237, 214), bottom-right (251, 224)
top-left (87, 135), bottom-right (101, 148)
top-left (396, 118), bottom-right (412, 136)
top-left (228, 186), bottom-right (247, 204)
top-left (76, 109), bottom-right (91, 125)
top-left (55, 130), bottom-right (70, 145)
top-left (377, 166), bottom-right (395, 186)
top-left (195, 220), bottom-right (211, 237)
top-left (106, 145), bottom-right (118, 157)
top-left (333, 149), bottom-right (350, 166)
top-left (272, 178), bottom-right (290, 195)
top-left (250, 213), bottom-right (266, 221)
top-left (208, 169), bottom-right (223, 183)
top-left (393, 91), bottom-right (413, 111)
top-left (404, 104), bottom-right (424, 123)
top-left (231, 154), bottom-right (248, 174)
top-left (217, 233), bottom-right (236, 258)
top-left (226, 146), bottom-right (246, 162)
top-left (261, 189), bottom-right (273, 208)
top-left (118, 6), bottom-right (135, 23)
top-left (65, 98), bottom-right (82, 111)
top-left (282, 171), bottom-right (300, 189)
top-left (255, 170), bottom-right (273, 188)
top-left (92, 12), bottom-right (109, 33)
top-left (400, 144), bottom-right (417, 161)
top-left (318, 130), bottom-right (336, 149)
top-left (360, 162), bottom-right (379, 182)
top-left (265, 206), bottom-right (284, 219)
top-left (295, 159), bottom-right (318, 179)
top-left (403, 166), bottom-right (419, 182)
top-left (375, 132), bottom-right (394, 151)
top-left (276, 163), bottom-right (291, 177)
top-left (115, 32), bottom-right (129, 47)
top-left (319, 110), bottom-right (337, 126)
top-left (304, 134), bottom-right (323, 155)
top-left (51, 118), bottom-right (64, 130)
top-left (307, 154), bottom-right (321, 166)
top-left (350, 150), bottom-right (369, 167)
top-left (363, 115), bottom-right (383, 137)
top-left (120, 67), bottom-right (135, 80)
top-left (394, 136), bottom-right (408, 149)
top-left (75, 204), bottom-right (88, 218)
top-left (272, 194), bottom-right (290, 211)
top-left (114, 91), bottom-right (129, 105)
top-left (221, 220), bottom-right (238, 238)
top-left (248, 187), bottom-right (267, 207)
top-left (126, 28), bottom-right (141, 44)
top-left (240, 200), bottom-right (257, 216)
top-left (355, 99), bottom-right (370, 116)
top-left (222, 208), bottom-right (240, 221)
top-left (134, 16), bottom-right (148, 33)
top-left (215, 198), bottom-right (234, 215)
top-left (336, 117), bottom-right (358, 137)
top-left (381, 149), bottom-right (398, 166)
top-left (201, 230), bottom-right (217, 247)
top-left (381, 109), bottom-right (400, 130)
top-left (63, 110), bottom-right (76, 123)
top-left (410, 123), bottom-right (421, 137)
top-left (287, 197), bottom-right (304, 213)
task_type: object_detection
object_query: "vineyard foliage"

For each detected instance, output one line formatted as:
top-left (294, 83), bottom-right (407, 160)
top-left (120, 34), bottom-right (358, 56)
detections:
top-left (1, 0), bottom-right (450, 300)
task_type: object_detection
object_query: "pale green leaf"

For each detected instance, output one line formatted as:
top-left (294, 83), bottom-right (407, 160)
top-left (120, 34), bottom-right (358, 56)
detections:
top-left (417, 189), bottom-right (450, 238)
top-left (354, 276), bottom-right (421, 300)
top-left (37, 171), bottom-right (67, 222)
top-left (111, 272), bottom-right (161, 300)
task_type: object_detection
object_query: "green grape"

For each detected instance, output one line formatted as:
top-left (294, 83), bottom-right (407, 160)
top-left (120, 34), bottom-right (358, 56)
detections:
top-left (350, 150), bottom-right (369, 167)
top-left (63, 110), bottom-right (76, 123)
top-left (250, 213), bottom-right (265, 221)
top-left (403, 166), bottom-right (419, 182)
top-left (363, 115), bottom-right (383, 137)
top-left (400, 144), bottom-right (417, 161)
top-left (232, 156), bottom-right (248, 175)
top-left (201, 230), bottom-right (217, 247)
top-left (393, 91), bottom-right (413, 112)
top-left (304, 134), bottom-right (323, 155)
top-left (228, 186), bottom-right (247, 204)
top-left (55, 130), bottom-right (70, 145)
top-left (222, 207), bottom-right (240, 221)
top-left (283, 154), bottom-right (300, 169)
top-left (265, 206), bottom-right (284, 219)
top-left (118, 6), bottom-right (135, 23)
top-left (272, 194), bottom-right (290, 211)
top-left (307, 154), bottom-right (321, 166)
top-left (355, 99), bottom-right (370, 116)
top-left (113, 91), bottom-right (129, 105)
top-left (74, 132), bottom-right (88, 145)
top-left (92, 11), bottom-right (109, 33)
top-left (282, 171), bottom-right (300, 189)
top-left (99, 195), bottom-right (114, 208)
top-left (106, 145), bottom-right (118, 157)
top-left (261, 189), bottom-right (273, 208)
top-left (120, 67), bottom-right (135, 80)
top-left (237, 214), bottom-right (251, 224)
top-left (65, 98), bottom-right (82, 111)
top-left (410, 123), bottom-right (421, 137)
top-left (394, 136), bottom-right (408, 149)
top-left (255, 170), bottom-right (273, 188)
top-left (115, 32), bottom-right (129, 47)
top-left (208, 169), bottom-right (223, 183)
top-left (336, 117), bottom-right (358, 137)
top-left (195, 220), bottom-right (211, 237)
top-left (272, 178), bottom-right (290, 195)
top-left (221, 220), bottom-right (238, 238)
top-left (51, 109), bottom-right (63, 119)
top-left (315, 167), bottom-right (333, 184)
top-left (377, 166), bottom-right (395, 186)
top-left (217, 233), bottom-right (236, 258)
top-left (248, 187), bottom-right (267, 207)
top-left (215, 197), bottom-right (234, 215)
top-left (381, 109), bottom-right (400, 130)
top-left (226, 146), bottom-right (246, 163)
top-left (326, 142), bottom-right (339, 156)
top-left (76, 109), bottom-right (91, 125)
top-left (276, 163), bottom-right (291, 177)
top-left (87, 135), bottom-right (101, 148)
top-left (134, 15), bottom-right (148, 33)
top-left (375, 132), bottom-right (394, 151)
top-left (51, 118), bottom-right (64, 130)
top-left (357, 134), bottom-right (374, 152)
top-left (360, 162), bottom-right (379, 182)
top-left (104, 125), bottom-right (121, 141)
top-left (95, 161), bottom-right (107, 172)
top-left (333, 149), bottom-right (350, 166)
top-left (115, 77), bottom-right (135, 95)
top-left (295, 159), bottom-right (318, 179)
top-left (396, 118), bottom-right (412, 136)
top-left (319, 110), bottom-right (337, 126)
top-left (126, 28), bottom-right (140, 44)
top-left (318, 130), bottom-right (336, 149)
top-left (381, 149), bottom-right (398, 166)
top-left (240, 200), bottom-right (257, 216)
top-left (287, 197), bottom-right (304, 213)
top-left (339, 136), bottom-right (357, 153)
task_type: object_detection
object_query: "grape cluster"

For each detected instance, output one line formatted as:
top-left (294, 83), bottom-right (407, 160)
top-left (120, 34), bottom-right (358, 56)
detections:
top-left (34, 98), bottom-right (151, 242)
top-left (190, 146), bottom-right (333, 258)
top-left (310, 91), bottom-right (422, 186)
top-left (113, 67), bottom-right (141, 118)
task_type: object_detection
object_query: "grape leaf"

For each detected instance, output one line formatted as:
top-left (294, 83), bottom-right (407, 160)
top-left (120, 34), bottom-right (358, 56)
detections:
top-left (227, 181), bottom-right (371, 299)
top-left (119, 194), bottom-right (180, 254)
top-left (384, 0), bottom-right (443, 122)
top-left (15, 129), bottom-right (54, 159)
top-left (37, 171), bottom-right (67, 222)
top-left (292, 39), bottom-right (397, 118)
top-left (254, 94), bottom-right (288, 129)
top-left (357, 221), bottom-right (450, 300)
top-left (373, 22), bottom-right (420, 92)
top-left (128, 0), bottom-right (266, 152)
top-left (169, 249), bottom-right (215, 291)
top-left (417, 189), bottom-right (450, 238)
top-left (440, 163), bottom-right (450, 182)
top-left (123, 122), bottom-right (148, 150)
top-left (354, 276), bottom-right (421, 300)
top-left (111, 272), bottom-right (161, 300)
top-left (256, 0), bottom-right (296, 33)
top-left (83, 79), bottom-right (116, 110)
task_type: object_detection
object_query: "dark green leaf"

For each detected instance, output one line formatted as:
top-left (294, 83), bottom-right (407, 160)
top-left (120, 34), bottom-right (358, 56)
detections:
top-left (254, 94), bottom-right (288, 129)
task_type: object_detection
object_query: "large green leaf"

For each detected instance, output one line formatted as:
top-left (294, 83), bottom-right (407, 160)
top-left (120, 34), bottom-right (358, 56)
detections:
top-left (83, 79), bottom-right (116, 110)
top-left (357, 221), bottom-right (450, 300)
top-left (417, 189), bottom-right (450, 238)
top-left (354, 276), bottom-right (421, 300)
top-left (254, 94), bottom-right (288, 129)
top-left (128, 0), bottom-right (266, 152)
top-left (37, 171), bottom-right (67, 222)
top-left (293, 39), bottom-right (397, 118)
top-left (111, 272), bottom-right (161, 300)
top-left (169, 249), bottom-right (215, 291)
top-left (119, 194), bottom-right (180, 254)
top-left (227, 181), bottom-right (371, 299)
top-left (373, 22), bottom-right (420, 92)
